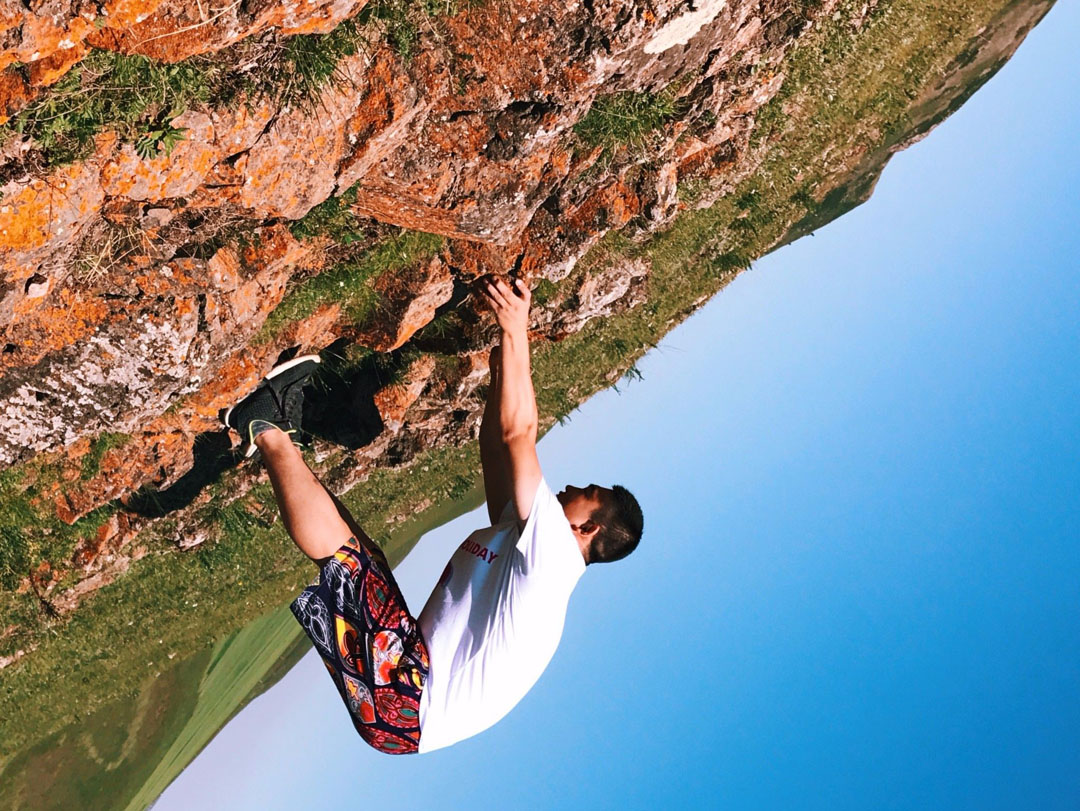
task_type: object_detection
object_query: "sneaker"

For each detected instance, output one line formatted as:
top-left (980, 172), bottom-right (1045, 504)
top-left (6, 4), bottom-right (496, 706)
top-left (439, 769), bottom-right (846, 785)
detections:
top-left (222, 354), bottom-right (321, 457)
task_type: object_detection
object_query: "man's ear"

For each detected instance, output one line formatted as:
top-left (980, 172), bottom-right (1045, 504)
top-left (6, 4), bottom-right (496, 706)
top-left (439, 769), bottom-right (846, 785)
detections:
top-left (579, 519), bottom-right (601, 540)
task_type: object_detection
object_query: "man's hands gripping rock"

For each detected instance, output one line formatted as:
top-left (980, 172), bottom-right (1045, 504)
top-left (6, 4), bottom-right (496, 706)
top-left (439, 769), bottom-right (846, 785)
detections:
top-left (478, 275), bottom-right (531, 336)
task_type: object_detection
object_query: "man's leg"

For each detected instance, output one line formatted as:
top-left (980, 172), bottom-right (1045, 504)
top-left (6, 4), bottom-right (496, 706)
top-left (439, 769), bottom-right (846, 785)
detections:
top-left (256, 426), bottom-right (352, 563)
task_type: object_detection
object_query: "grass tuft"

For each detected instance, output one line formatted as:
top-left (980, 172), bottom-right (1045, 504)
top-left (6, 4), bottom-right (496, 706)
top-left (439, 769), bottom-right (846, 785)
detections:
top-left (3, 51), bottom-right (217, 166)
top-left (256, 229), bottom-right (444, 343)
top-left (289, 184), bottom-right (364, 242)
top-left (265, 19), bottom-right (366, 113)
top-left (360, 0), bottom-right (478, 61)
top-left (573, 83), bottom-right (687, 159)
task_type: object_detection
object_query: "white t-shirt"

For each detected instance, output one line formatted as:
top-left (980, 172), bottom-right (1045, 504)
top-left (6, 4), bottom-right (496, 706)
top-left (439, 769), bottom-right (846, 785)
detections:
top-left (416, 478), bottom-right (586, 753)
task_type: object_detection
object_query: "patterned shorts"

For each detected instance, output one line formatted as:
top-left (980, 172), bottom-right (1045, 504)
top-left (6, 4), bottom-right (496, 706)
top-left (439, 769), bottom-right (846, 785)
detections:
top-left (291, 534), bottom-right (429, 755)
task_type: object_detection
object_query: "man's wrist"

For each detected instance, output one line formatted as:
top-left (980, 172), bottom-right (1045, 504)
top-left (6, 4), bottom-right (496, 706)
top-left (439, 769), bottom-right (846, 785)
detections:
top-left (499, 325), bottom-right (529, 344)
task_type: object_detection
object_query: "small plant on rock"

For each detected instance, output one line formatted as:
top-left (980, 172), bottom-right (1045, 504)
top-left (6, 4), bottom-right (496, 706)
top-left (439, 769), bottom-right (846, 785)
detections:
top-left (573, 83), bottom-right (688, 159)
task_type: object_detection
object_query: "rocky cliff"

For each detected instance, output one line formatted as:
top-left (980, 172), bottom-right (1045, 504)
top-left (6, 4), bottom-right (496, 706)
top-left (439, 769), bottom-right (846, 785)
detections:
top-left (0, 0), bottom-right (1055, 761)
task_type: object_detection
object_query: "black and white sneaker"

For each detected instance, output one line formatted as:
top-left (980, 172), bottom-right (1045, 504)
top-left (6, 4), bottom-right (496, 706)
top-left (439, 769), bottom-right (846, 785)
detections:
top-left (222, 354), bottom-right (321, 457)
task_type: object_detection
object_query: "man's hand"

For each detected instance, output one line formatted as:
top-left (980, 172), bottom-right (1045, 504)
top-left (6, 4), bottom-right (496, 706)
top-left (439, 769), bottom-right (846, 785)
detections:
top-left (479, 276), bottom-right (531, 335)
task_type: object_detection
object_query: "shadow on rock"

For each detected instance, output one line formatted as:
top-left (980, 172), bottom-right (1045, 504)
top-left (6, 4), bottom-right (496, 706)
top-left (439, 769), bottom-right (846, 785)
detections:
top-left (124, 340), bottom-right (404, 519)
top-left (125, 430), bottom-right (239, 518)
top-left (302, 338), bottom-right (394, 449)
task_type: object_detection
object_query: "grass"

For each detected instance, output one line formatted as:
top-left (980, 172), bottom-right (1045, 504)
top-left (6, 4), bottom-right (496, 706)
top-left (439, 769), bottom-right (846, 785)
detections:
top-left (530, 278), bottom-right (559, 307)
top-left (255, 228), bottom-right (444, 343)
top-left (2, 51), bottom-right (219, 166)
top-left (0, 646), bottom-right (212, 811)
top-left (0, 461), bottom-right (123, 592)
top-left (573, 82), bottom-right (687, 160)
top-left (119, 603), bottom-right (304, 811)
top-left (677, 176), bottom-right (711, 207)
top-left (288, 183), bottom-right (365, 242)
top-left (0, 603), bottom-right (307, 811)
top-left (0, 428), bottom-right (497, 758)
top-left (266, 19), bottom-right (366, 113)
top-left (72, 224), bottom-right (151, 285)
top-left (359, 0), bottom-right (480, 62)
top-left (0, 2), bottom-right (457, 171)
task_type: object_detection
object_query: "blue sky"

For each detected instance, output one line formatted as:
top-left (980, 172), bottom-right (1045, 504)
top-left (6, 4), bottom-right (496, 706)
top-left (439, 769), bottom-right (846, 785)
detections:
top-left (159, 5), bottom-right (1079, 809)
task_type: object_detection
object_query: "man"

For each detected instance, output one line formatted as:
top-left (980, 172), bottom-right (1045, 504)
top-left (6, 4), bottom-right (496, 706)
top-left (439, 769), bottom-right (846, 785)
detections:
top-left (222, 275), bottom-right (644, 754)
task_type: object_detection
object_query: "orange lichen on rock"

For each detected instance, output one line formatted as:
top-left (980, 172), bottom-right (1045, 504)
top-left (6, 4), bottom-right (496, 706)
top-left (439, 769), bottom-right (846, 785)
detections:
top-left (373, 355), bottom-right (437, 432)
top-left (101, 0), bottom-right (169, 29)
top-left (8, 288), bottom-right (112, 361)
top-left (444, 237), bottom-right (528, 281)
top-left (357, 256), bottom-right (454, 352)
top-left (0, 69), bottom-right (32, 124)
top-left (187, 353), bottom-right (271, 422)
top-left (85, 0), bottom-right (369, 62)
top-left (100, 113), bottom-right (218, 200)
top-left (0, 157), bottom-right (106, 254)
top-left (27, 40), bottom-right (90, 87)
top-left (71, 514), bottom-right (123, 570)
top-left (563, 175), bottom-right (644, 236)
top-left (6, 13), bottom-right (93, 70)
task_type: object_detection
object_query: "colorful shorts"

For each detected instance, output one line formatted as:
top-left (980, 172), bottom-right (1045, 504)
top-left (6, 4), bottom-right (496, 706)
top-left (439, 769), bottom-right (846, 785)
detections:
top-left (291, 534), bottom-right (429, 755)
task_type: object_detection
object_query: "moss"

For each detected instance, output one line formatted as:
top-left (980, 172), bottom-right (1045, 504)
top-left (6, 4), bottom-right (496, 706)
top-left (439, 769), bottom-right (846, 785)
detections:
top-left (80, 433), bottom-right (131, 481)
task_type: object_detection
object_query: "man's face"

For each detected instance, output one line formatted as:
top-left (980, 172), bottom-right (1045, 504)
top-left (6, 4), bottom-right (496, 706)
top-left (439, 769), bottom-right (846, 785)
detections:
top-left (556, 484), bottom-right (610, 530)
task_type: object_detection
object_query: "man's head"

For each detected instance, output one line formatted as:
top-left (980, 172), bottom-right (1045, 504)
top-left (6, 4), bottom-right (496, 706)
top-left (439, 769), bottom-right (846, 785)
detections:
top-left (556, 484), bottom-right (644, 565)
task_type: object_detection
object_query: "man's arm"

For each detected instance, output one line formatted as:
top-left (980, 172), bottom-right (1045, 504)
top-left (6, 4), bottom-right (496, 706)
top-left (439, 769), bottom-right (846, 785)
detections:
top-left (478, 276), bottom-right (542, 525)
top-left (479, 344), bottom-right (513, 524)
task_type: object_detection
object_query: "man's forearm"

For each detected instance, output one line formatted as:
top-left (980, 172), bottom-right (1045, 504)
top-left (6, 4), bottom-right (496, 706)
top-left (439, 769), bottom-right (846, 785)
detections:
top-left (496, 328), bottom-right (538, 441)
top-left (480, 349), bottom-right (502, 440)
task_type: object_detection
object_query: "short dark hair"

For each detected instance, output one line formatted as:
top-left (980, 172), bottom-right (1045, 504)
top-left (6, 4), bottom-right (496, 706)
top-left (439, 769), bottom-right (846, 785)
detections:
top-left (587, 485), bottom-right (643, 564)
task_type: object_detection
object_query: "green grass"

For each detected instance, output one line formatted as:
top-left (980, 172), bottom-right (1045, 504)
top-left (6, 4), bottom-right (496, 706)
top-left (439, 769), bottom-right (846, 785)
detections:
top-left (268, 19), bottom-right (366, 113)
top-left (0, 430), bottom-right (496, 759)
top-left (2, 51), bottom-right (219, 166)
top-left (677, 176), bottom-right (710, 207)
top-left (530, 278), bottom-right (559, 307)
top-left (120, 603), bottom-right (303, 811)
top-left (0, 603), bottom-right (307, 811)
top-left (288, 183), bottom-right (365, 242)
top-left (360, 0), bottom-right (479, 62)
top-left (573, 82), bottom-right (687, 159)
top-left (0, 6), bottom-right (437, 170)
top-left (0, 646), bottom-right (212, 811)
top-left (255, 229), bottom-right (444, 343)
top-left (0, 462), bottom-right (123, 591)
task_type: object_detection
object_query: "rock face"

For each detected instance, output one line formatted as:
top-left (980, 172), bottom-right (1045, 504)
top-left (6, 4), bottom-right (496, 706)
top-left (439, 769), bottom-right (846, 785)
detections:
top-left (0, 0), bottom-right (1056, 620)
top-left (1, 0), bottom-right (828, 476)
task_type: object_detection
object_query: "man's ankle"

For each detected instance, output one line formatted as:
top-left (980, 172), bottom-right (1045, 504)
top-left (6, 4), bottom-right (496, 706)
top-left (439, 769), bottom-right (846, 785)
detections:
top-left (252, 422), bottom-right (290, 450)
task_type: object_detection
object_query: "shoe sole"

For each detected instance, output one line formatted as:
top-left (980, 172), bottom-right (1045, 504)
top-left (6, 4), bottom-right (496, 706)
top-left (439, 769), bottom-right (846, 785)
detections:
top-left (222, 354), bottom-right (322, 441)
top-left (265, 353), bottom-right (322, 381)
